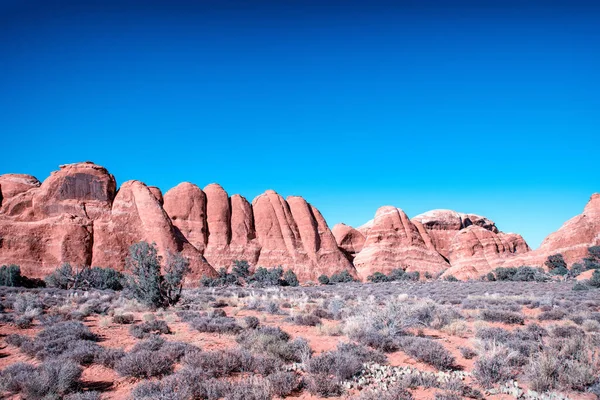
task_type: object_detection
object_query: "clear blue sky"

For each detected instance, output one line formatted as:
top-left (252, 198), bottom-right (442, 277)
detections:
top-left (1, 0), bottom-right (598, 249)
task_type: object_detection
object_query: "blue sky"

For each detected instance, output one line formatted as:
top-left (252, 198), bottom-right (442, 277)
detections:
top-left (1, 0), bottom-right (599, 248)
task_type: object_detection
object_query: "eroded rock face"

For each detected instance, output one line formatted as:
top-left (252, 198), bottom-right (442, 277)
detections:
top-left (501, 193), bottom-right (600, 269)
top-left (163, 182), bottom-right (208, 252)
top-left (353, 206), bottom-right (449, 280)
top-left (0, 174), bottom-right (41, 201)
top-left (251, 191), bottom-right (355, 281)
top-left (332, 223), bottom-right (365, 260)
top-left (442, 226), bottom-right (522, 280)
top-left (412, 209), bottom-right (500, 259)
top-left (0, 164), bottom-right (216, 280)
top-left (92, 180), bottom-right (215, 279)
top-left (0, 215), bottom-right (92, 277)
top-left (32, 162), bottom-right (116, 220)
top-left (148, 186), bottom-right (164, 205)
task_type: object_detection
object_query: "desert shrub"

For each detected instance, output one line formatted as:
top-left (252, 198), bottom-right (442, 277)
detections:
top-left (64, 392), bottom-right (102, 400)
top-left (249, 267), bottom-right (284, 287)
top-left (479, 309), bottom-right (525, 324)
top-left (14, 315), bottom-right (33, 329)
top-left (459, 346), bottom-right (477, 359)
top-left (308, 350), bottom-right (363, 380)
top-left (79, 266), bottom-right (124, 290)
top-left (182, 348), bottom-right (281, 377)
top-left (113, 313), bottom-right (135, 324)
top-left (13, 292), bottom-right (43, 314)
top-left (545, 254), bottom-right (567, 271)
top-left (472, 347), bottom-right (515, 388)
top-left (130, 320), bottom-right (171, 339)
top-left (337, 342), bottom-right (387, 364)
top-left (367, 272), bottom-right (390, 283)
top-left (201, 267), bottom-right (240, 287)
top-left (226, 376), bottom-right (273, 400)
top-left (329, 270), bottom-right (355, 283)
top-left (442, 320), bottom-right (469, 337)
top-left (352, 384), bottom-right (414, 400)
top-left (46, 265), bottom-right (124, 290)
top-left (0, 360), bottom-right (82, 399)
top-left (243, 315), bottom-right (260, 329)
top-left (538, 309), bottom-right (566, 321)
top-left (236, 326), bottom-right (311, 363)
top-left (493, 267), bottom-right (518, 281)
top-left (13, 321), bottom-right (100, 362)
top-left (115, 350), bottom-right (174, 378)
top-left (589, 269), bottom-right (600, 288)
top-left (388, 268), bottom-right (406, 281)
top-left (513, 266), bottom-right (549, 282)
top-left (573, 281), bottom-right (590, 291)
top-left (287, 313), bottom-right (321, 326)
top-left (96, 347), bottom-right (126, 368)
top-left (306, 373), bottom-right (343, 397)
top-left (435, 392), bottom-right (462, 400)
top-left (189, 315), bottom-right (242, 334)
top-left (268, 371), bottom-right (300, 397)
top-left (282, 269), bottom-right (299, 287)
top-left (443, 275), bottom-right (459, 282)
top-left (232, 260), bottom-right (251, 279)
top-left (0, 264), bottom-right (23, 287)
top-left (318, 274), bottom-right (330, 285)
top-left (402, 271), bottom-right (420, 281)
top-left (397, 337), bottom-right (455, 370)
top-left (125, 241), bottom-right (190, 308)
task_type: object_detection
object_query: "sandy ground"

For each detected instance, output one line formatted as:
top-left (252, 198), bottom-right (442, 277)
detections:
top-left (0, 302), bottom-right (597, 400)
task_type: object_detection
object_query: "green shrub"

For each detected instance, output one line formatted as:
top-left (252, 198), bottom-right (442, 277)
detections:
top-left (45, 264), bottom-right (124, 290)
top-left (329, 270), bottom-right (355, 284)
top-left (282, 269), bottom-right (299, 287)
top-left (0, 264), bottom-right (22, 287)
top-left (125, 242), bottom-right (190, 308)
top-left (544, 254), bottom-right (567, 271)
top-left (318, 275), bottom-right (330, 285)
top-left (367, 272), bottom-right (389, 283)
top-left (249, 267), bottom-right (283, 287)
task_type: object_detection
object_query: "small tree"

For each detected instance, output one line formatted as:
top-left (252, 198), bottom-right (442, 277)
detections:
top-left (232, 260), bottom-right (251, 279)
top-left (125, 242), bottom-right (189, 308)
top-left (162, 251), bottom-right (190, 305)
top-left (0, 264), bottom-right (22, 287)
top-left (45, 263), bottom-right (76, 289)
top-left (588, 245), bottom-right (600, 261)
top-left (544, 254), bottom-right (567, 271)
top-left (318, 274), bottom-right (330, 285)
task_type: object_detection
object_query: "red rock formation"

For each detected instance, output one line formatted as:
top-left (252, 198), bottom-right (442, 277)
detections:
top-left (0, 215), bottom-right (93, 277)
top-left (163, 182), bottom-right (208, 252)
top-left (252, 190), bottom-right (355, 281)
top-left (412, 210), bottom-right (500, 259)
top-left (442, 226), bottom-right (527, 280)
top-left (148, 186), bottom-right (164, 205)
top-left (32, 162), bottom-right (116, 220)
top-left (501, 193), bottom-right (600, 269)
top-left (332, 223), bottom-right (365, 260)
top-left (0, 174), bottom-right (40, 201)
top-left (353, 206), bottom-right (449, 280)
top-left (0, 163), bottom-right (216, 280)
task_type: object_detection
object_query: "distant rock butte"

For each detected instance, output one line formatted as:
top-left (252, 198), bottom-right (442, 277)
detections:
top-left (0, 162), bottom-right (598, 281)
